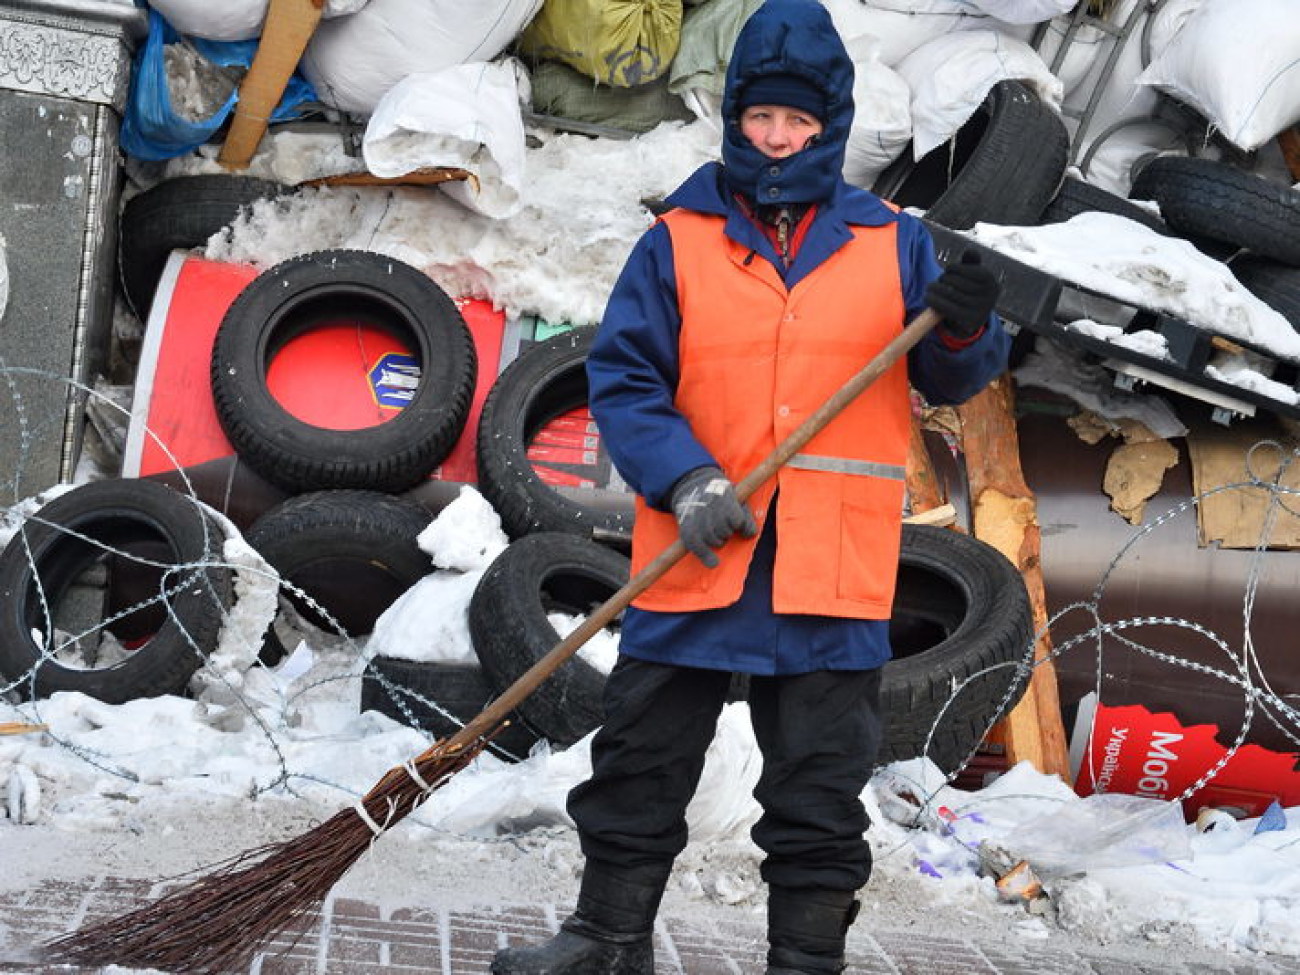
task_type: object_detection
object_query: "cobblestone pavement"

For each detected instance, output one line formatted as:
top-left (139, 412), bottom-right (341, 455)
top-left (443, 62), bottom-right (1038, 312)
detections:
top-left (2, 877), bottom-right (1298, 974)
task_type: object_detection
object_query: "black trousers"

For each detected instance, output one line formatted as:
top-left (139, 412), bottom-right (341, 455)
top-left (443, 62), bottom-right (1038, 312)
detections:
top-left (567, 656), bottom-right (883, 891)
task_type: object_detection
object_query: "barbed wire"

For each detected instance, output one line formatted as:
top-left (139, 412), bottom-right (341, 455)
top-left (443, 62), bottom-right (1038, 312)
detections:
top-left (2, 364), bottom-right (1298, 856)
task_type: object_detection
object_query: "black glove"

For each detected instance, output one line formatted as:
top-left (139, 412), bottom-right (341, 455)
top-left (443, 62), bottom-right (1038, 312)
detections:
top-left (925, 250), bottom-right (1001, 340)
top-left (669, 466), bottom-right (758, 568)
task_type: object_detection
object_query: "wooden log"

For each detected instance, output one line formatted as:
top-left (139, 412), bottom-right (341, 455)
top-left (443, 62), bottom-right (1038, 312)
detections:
top-left (957, 375), bottom-right (1072, 780)
top-left (218, 0), bottom-right (324, 170)
top-left (905, 408), bottom-right (948, 515)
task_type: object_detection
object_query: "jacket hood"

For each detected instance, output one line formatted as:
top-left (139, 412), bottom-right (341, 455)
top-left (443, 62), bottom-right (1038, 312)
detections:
top-left (721, 0), bottom-right (854, 206)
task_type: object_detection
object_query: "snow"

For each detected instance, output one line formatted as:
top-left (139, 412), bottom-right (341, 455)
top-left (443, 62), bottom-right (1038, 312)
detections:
top-left (4, 112), bottom-right (1300, 968)
top-left (4, 486), bottom-right (1299, 964)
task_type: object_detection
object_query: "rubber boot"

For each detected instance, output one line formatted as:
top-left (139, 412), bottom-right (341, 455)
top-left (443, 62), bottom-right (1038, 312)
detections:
top-left (764, 886), bottom-right (861, 975)
top-left (490, 861), bottom-right (666, 975)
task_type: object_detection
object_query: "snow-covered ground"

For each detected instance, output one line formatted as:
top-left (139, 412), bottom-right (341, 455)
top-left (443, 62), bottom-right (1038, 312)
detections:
top-left (2, 486), bottom-right (1299, 967)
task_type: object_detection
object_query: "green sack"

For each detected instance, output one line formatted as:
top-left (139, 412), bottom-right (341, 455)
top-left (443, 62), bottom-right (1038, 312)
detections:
top-left (669, 0), bottom-right (763, 98)
top-left (530, 58), bottom-right (695, 133)
top-left (517, 0), bottom-right (683, 88)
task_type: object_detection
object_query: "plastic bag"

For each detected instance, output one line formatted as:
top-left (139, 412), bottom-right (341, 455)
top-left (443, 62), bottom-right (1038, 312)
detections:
top-left (120, 10), bottom-right (317, 161)
top-left (363, 60), bottom-right (529, 220)
top-left (1005, 792), bottom-right (1192, 875)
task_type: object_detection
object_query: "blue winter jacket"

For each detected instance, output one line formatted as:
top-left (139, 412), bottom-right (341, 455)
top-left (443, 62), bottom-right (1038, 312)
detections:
top-left (586, 0), bottom-right (1010, 675)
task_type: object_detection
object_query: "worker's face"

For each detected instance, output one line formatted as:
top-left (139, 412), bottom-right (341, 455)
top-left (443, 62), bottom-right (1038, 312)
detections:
top-left (740, 105), bottom-right (823, 159)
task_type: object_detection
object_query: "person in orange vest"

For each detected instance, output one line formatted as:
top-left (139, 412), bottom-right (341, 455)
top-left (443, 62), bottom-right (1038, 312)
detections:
top-left (491, 2), bottom-right (1007, 973)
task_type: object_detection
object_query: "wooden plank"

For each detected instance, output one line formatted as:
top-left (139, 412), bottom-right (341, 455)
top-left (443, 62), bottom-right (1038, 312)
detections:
top-left (1278, 125), bottom-right (1300, 182)
top-left (957, 375), bottom-right (1072, 780)
top-left (219, 0), bottom-right (324, 170)
top-left (301, 167), bottom-right (474, 188)
top-left (0, 722), bottom-right (47, 736)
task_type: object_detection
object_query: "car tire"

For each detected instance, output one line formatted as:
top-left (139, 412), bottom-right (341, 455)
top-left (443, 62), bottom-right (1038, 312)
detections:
top-left (872, 80), bottom-right (1069, 230)
top-left (878, 524), bottom-right (1032, 773)
top-left (361, 655), bottom-right (541, 763)
top-left (475, 327), bottom-right (634, 546)
top-left (211, 249), bottom-right (477, 494)
top-left (1040, 175), bottom-right (1170, 235)
top-left (0, 478), bottom-right (233, 702)
top-left (1130, 156), bottom-right (1300, 267)
top-left (246, 490), bottom-right (433, 665)
top-left (118, 174), bottom-right (288, 320)
top-left (468, 532), bottom-right (630, 749)
top-left (1229, 254), bottom-right (1300, 330)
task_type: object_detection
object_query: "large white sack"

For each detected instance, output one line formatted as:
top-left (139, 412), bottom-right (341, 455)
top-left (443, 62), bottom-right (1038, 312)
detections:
top-left (895, 29), bottom-right (1063, 158)
top-left (819, 0), bottom-right (1026, 69)
top-left (843, 35), bottom-right (912, 188)
top-left (147, 0), bottom-right (370, 42)
top-left (363, 61), bottom-right (529, 220)
top-left (301, 0), bottom-right (543, 116)
top-left (964, 0), bottom-right (1073, 24)
top-left (1135, 0), bottom-right (1300, 151)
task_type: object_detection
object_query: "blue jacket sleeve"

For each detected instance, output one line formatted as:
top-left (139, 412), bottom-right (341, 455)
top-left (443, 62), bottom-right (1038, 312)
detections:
top-left (587, 223), bottom-right (717, 511)
top-left (897, 213), bottom-right (1011, 406)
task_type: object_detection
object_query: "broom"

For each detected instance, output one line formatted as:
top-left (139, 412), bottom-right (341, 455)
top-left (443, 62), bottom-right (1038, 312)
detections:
top-left (44, 308), bottom-right (941, 973)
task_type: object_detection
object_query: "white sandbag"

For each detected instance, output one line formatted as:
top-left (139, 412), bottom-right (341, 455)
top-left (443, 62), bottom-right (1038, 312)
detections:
top-left (1135, 0), bottom-right (1300, 151)
top-left (819, 0), bottom-right (996, 68)
top-left (895, 29), bottom-right (1063, 158)
top-left (363, 60), bottom-right (529, 220)
top-left (148, 0), bottom-right (370, 42)
top-left (843, 35), bottom-right (912, 188)
top-left (965, 0), bottom-right (1073, 24)
top-left (301, 0), bottom-right (543, 116)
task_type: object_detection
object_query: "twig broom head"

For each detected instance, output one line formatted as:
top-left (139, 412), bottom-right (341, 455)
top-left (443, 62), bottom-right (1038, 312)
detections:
top-left (43, 733), bottom-right (489, 974)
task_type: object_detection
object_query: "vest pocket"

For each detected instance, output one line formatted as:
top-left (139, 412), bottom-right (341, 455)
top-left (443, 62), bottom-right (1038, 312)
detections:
top-left (836, 477), bottom-right (905, 607)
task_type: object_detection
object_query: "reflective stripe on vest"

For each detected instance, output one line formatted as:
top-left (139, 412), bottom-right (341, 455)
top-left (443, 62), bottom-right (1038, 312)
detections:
top-left (630, 208), bottom-right (912, 619)
top-left (787, 453), bottom-right (906, 480)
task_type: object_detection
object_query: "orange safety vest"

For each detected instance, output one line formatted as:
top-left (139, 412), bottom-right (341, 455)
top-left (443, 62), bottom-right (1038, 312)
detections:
top-left (630, 208), bottom-right (912, 619)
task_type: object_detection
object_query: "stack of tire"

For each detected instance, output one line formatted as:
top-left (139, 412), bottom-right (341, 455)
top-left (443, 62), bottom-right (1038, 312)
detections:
top-left (374, 326), bottom-right (1037, 775)
top-left (61, 150), bottom-right (1046, 773)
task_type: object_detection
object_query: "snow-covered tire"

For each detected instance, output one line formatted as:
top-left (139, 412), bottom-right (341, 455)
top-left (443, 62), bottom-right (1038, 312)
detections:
top-left (211, 250), bottom-right (477, 494)
top-left (361, 655), bottom-right (541, 762)
top-left (878, 525), bottom-right (1032, 773)
top-left (475, 327), bottom-right (634, 545)
top-left (1040, 175), bottom-right (1170, 235)
top-left (1130, 156), bottom-right (1300, 267)
top-left (118, 174), bottom-right (288, 320)
top-left (0, 478), bottom-right (233, 703)
top-left (872, 80), bottom-right (1068, 230)
top-left (468, 532), bottom-right (629, 749)
top-left (246, 490), bottom-right (433, 664)
top-left (1230, 255), bottom-right (1300, 330)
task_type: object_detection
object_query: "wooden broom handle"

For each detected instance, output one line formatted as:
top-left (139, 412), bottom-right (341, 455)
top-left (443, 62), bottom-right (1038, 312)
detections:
top-left (442, 307), bottom-right (942, 750)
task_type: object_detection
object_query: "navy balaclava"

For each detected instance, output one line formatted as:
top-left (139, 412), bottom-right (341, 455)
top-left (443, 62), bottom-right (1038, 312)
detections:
top-left (721, 0), bottom-right (855, 207)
